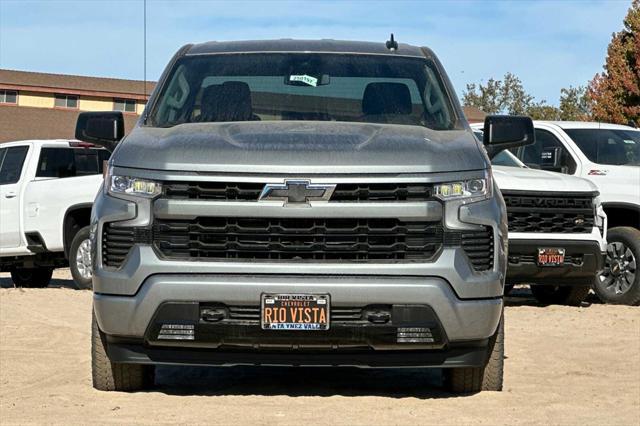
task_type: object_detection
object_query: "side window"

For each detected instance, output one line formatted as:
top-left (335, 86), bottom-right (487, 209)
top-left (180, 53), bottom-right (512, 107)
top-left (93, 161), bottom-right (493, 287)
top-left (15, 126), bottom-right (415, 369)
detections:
top-left (36, 148), bottom-right (76, 178)
top-left (0, 146), bottom-right (29, 185)
top-left (521, 129), bottom-right (576, 174)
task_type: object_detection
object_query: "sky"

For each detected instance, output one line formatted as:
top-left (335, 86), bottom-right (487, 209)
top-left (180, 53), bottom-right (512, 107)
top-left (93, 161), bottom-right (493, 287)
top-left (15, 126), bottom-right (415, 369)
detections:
top-left (0, 0), bottom-right (632, 105)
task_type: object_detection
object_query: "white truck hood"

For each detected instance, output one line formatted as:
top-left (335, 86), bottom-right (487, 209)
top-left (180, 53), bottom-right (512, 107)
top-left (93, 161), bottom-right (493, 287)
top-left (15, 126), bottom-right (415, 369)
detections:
top-left (493, 165), bottom-right (598, 194)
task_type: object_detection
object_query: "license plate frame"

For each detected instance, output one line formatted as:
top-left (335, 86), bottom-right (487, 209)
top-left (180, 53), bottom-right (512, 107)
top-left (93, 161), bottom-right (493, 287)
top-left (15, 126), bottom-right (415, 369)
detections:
top-left (261, 293), bottom-right (330, 331)
top-left (537, 247), bottom-right (565, 267)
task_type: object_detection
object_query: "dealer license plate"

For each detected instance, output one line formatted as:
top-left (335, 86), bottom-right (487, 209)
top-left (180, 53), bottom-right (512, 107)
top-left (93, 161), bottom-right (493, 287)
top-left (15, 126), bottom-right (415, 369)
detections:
top-left (537, 248), bottom-right (565, 266)
top-left (261, 294), bottom-right (330, 330)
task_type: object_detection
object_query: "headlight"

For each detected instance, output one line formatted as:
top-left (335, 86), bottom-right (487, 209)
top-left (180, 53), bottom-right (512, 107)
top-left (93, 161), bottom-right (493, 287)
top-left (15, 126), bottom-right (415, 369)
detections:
top-left (108, 174), bottom-right (162, 198)
top-left (434, 171), bottom-right (492, 201)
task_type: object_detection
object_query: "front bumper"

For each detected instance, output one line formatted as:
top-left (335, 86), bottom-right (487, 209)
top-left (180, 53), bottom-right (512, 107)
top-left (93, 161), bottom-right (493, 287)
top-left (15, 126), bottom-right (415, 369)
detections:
top-left (506, 234), bottom-right (605, 285)
top-left (96, 275), bottom-right (502, 368)
top-left (94, 274), bottom-right (503, 343)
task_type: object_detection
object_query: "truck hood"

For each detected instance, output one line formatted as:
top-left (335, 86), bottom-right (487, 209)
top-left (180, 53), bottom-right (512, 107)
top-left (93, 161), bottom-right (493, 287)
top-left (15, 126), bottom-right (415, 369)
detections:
top-left (493, 165), bottom-right (598, 194)
top-left (112, 121), bottom-right (487, 174)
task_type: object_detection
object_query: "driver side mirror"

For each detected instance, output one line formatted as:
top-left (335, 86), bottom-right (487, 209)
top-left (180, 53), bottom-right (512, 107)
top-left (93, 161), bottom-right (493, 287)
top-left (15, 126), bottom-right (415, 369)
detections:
top-left (75, 111), bottom-right (125, 152)
top-left (482, 115), bottom-right (534, 159)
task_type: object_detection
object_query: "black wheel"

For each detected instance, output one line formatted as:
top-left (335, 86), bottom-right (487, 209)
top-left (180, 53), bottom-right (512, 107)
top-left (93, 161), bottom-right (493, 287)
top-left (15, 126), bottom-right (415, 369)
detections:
top-left (69, 226), bottom-right (93, 290)
top-left (530, 285), bottom-right (590, 306)
top-left (444, 313), bottom-right (504, 393)
top-left (10, 267), bottom-right (53, 288)
top-left (92, 311), bottom-right (154, 391)
top-left (594, 227), bottom-right (640, 306)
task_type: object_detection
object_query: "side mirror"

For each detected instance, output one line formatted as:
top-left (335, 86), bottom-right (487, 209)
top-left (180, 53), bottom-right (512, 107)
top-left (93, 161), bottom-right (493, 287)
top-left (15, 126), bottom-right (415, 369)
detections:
top-left (482, 115), bottom-right (534, 159)
top-left (75, 111), bottom-right (125, 152)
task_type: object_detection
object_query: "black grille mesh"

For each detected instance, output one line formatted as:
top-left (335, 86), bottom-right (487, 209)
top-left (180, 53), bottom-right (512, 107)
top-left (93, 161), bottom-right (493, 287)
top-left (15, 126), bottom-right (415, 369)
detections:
top-left (461, 227), bottom-right (494, 271)
top-left (153, 218), bottom-right (444, 261)
top-left (102, 225), bottom-right (152, 268)
top-left (102, 220), bottom-right (494, 270)
top-left (163, 182), bottom-right (432, 202)
top-left (502, 193), bottom-right (594, 233)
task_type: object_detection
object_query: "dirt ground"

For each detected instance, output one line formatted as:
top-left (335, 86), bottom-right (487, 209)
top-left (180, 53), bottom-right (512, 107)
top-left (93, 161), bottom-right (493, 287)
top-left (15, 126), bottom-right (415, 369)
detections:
top-left (0, 269), bottom-right (638, 425)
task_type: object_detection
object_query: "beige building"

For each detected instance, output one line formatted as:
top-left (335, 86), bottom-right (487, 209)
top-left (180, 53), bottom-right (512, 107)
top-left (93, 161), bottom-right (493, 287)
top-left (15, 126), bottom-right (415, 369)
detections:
top-left (0, 69), bottom-right (155, 143)
top-left (0, 68), bottom-right (487, 143)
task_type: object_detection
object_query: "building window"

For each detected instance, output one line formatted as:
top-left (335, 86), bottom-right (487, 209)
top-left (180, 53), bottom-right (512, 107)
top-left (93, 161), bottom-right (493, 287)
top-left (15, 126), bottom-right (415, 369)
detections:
top-left (0, 90), bottom-right (18, 104)
top-left (113, 98), bottom-right (137, 113)
top-left (54, 94), bottom-right (79, 109)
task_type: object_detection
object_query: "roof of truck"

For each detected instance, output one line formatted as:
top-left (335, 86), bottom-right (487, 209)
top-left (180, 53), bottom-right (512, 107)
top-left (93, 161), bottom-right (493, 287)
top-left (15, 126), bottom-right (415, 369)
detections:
top-left (536, 121), bottom-right (638, 131)
top-left (186, 39), bottom-right (430, 58)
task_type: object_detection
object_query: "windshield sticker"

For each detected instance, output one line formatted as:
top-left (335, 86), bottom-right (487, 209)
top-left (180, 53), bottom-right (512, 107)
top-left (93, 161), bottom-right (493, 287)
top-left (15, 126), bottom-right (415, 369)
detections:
top-left (623, 139), bottom-right (636, 144)
top-left (289, 74), bottom-right (318, 87)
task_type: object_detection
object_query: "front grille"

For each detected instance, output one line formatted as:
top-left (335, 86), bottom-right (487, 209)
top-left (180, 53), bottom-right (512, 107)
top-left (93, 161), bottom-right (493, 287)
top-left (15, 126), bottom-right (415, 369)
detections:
top-left (102, 225), bottom-right (135, 267)
top-left (163, 182), bottom-right (432, 202)
top-left (502, 192), bottom-right (595, 233)
top-left (153, 218), bottom-right (444, 261)
top-left (461, 227), bottom-right (494, 271)
top-left (102, 224), bottom-right (151, 268)
top-left (330, 184), bottom-right (431, 201)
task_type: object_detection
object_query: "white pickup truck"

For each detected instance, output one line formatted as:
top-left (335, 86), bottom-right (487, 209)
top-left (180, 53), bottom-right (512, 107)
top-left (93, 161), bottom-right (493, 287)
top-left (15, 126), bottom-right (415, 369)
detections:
top-left (0, 140), bottom-right (108, 289)
top-left (508, 122), bottom-right (640, 306)
top-left (473, 126), bottom-right (607, 306)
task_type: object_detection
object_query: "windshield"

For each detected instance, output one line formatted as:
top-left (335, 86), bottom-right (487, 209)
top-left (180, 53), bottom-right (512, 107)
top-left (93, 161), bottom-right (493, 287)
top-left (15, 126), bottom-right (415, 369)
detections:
top-left (565, 128), bottom-right (640, 166)
top-left (492, 150), bottom-right (525, 167)
top-left (148, 53), bottom-right (458, 130)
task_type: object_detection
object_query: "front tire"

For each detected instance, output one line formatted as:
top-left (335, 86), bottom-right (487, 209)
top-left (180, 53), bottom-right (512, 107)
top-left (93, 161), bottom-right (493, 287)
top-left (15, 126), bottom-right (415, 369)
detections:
top-left (10, 267), bottom-right (53, 288)
top-left (92, 311), bottom-right (154, 391)
top-left (444, 313), bottom-right (504, 393)
top-left (594, 227), bottom-right (640, 306)
top-left (530, 285), bottom-right (590, 306)
top-left (69, 226), bottom-right (93, 290)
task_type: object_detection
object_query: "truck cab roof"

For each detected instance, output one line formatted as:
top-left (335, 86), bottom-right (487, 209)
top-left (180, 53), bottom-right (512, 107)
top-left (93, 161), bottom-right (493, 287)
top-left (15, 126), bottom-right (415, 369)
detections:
top-left (185, 39), bottom-right (431, 58)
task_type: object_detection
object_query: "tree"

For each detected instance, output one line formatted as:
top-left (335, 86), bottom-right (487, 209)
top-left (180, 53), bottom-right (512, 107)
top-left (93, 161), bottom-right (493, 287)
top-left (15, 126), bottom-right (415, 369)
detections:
top-left (588, 0), bottom-right (640, 126)
top-left (462, 73), bottom-right (533, 115)
top-left (462, 78), bottom-right (505, 114)
top-left (559, 86), bottom-right (591, 121)
top-left (526, 101), bottom-right (561, 121)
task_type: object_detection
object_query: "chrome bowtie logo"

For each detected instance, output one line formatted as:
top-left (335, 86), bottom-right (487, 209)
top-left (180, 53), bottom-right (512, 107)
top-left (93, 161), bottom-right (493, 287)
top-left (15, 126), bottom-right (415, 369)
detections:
top-left (259, 180), bottom-right (336, 205)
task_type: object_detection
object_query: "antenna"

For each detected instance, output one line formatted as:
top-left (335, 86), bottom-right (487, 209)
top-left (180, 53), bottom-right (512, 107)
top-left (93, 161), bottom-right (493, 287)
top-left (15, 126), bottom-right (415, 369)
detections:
top-left (143, 0), bottom-right (147, 99)
top-left (385, 33), bottom-right (398, 51)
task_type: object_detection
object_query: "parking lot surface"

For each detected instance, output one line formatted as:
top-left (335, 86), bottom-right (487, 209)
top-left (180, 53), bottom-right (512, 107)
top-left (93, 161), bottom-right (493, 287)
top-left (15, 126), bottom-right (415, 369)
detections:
top-left (0, 270), bottom-right (638, 425)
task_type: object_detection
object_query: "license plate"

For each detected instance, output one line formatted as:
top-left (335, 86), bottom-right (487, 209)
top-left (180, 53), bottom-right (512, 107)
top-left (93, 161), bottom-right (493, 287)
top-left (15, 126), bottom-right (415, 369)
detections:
top-left (537, 248), bottom-right (565, 266)
top-left (261, 294), bottom-right (330, 330)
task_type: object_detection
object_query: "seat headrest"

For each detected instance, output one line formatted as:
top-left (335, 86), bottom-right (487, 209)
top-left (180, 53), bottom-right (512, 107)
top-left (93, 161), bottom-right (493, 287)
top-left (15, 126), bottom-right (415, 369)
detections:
top-left (362, 82), bottom-right (412, 115)
top-left (199, 81), bottom-right (254, 122)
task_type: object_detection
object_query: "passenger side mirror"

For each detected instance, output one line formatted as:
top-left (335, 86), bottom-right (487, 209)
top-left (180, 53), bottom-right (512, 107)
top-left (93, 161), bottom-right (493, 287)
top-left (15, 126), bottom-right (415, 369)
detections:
top-left (482, 115), bottom-right (534, 159)
top-left (75, 111), bottom-right (125, 152)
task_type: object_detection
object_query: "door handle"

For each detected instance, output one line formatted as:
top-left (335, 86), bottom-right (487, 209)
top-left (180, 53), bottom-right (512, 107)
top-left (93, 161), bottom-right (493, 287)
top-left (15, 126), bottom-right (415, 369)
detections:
top-left (4, 191), bottom-right (17, 198)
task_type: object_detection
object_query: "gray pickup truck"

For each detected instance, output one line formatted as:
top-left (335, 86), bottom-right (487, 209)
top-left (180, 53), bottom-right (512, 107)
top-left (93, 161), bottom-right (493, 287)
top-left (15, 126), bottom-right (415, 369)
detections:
top-left (76, 39), bottom-right (533, 393)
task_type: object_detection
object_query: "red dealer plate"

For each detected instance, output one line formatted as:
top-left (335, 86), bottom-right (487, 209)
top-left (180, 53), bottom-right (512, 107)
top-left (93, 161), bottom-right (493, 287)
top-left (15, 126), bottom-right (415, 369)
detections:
top-left (261, 294), bottom-right (330, 330)
top-left (537, 248), bottom-right (565, 266)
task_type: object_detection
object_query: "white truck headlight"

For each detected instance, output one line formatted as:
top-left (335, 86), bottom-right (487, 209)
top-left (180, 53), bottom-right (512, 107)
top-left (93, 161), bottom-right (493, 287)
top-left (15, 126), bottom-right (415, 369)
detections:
top-left (109, 175), bottom-right (162, 198)
top-left (434, 171), bottom-right (492, 201)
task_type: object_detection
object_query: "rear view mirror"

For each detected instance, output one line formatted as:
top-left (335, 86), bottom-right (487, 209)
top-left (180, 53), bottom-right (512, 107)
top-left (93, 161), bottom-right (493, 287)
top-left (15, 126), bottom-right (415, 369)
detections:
top-left (75, 111), bottom-right (125, 152)
top-left (482, 115), bottom-right (534, 158)
top-left (541, 147), bottom-right (562, 169)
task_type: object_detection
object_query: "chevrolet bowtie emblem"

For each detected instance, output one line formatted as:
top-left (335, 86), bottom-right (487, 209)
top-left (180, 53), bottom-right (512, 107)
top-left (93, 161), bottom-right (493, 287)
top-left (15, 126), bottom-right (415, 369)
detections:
top-left (259, 180), bottom-right (336, 205)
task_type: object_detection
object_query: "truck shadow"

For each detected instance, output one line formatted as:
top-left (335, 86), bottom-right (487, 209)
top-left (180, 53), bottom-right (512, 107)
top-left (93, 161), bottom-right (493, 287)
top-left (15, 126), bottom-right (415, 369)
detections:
top-left (0, 274), bottom-right (77, 289)
top-left (505, 285), bottom-right (603, 307)
top-left (152, 365), bottom-right (457, 399)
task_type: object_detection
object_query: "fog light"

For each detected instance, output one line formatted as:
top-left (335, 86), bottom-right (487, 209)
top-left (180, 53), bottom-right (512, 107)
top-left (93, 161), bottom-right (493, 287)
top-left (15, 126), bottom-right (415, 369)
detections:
top-left (158, 323), bottom-right (195, 340)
